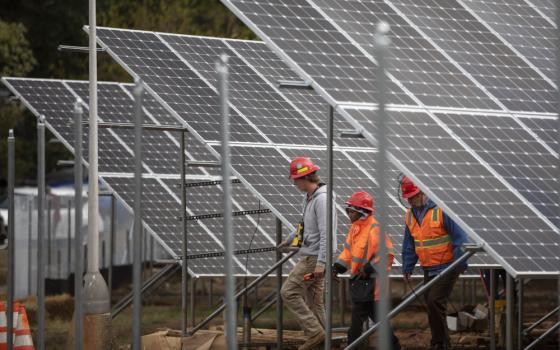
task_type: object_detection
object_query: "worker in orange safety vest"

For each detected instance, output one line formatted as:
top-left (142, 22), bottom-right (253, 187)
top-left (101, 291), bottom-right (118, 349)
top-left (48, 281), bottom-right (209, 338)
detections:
top-left (401, 176), bottom-right (469, 350)
top-left (333, 191), bottom-right (401, 349)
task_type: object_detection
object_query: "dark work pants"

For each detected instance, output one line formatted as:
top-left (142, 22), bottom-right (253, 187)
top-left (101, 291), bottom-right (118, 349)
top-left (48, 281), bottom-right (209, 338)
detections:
top-left (347, 301), bottom-right (401, 349)
top-left (424, 268), bottom-right (461, 348)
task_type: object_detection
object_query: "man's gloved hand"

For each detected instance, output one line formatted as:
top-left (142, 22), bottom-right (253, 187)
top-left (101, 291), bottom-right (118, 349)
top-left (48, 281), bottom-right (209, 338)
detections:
top-left (277, 240), bottom-right (291, 252)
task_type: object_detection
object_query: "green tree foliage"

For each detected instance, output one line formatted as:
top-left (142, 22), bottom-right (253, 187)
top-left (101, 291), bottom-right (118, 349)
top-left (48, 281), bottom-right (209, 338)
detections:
top-left (0, 19), bottom-right (38, 192)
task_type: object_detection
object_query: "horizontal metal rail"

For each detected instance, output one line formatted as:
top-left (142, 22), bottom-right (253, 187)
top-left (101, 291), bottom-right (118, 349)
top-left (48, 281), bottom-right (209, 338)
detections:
top-left (185, 208), bottom-right (271, 221)
top-left (251, 297), bottom-right (277, 322)
top-left (185, 179), bottom-right (241, 188)
top-left (187, 250), bottom-right (298, 336)
top-left (185, 246), bottom-right (278, 260)
top-left (111, 263), bottom-right (180, 319)
top-left (523, 306), bottom-right (559, 336)
top-left (523, 322), bottom-right (559, 350)
top-left (85, 121), bottom-right (187, 132)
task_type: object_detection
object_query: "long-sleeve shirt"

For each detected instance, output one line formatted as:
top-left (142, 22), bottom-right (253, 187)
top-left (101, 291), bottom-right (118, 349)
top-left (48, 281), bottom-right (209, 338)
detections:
top-left (402, 199), bottom-right (469, 276)
top-left (286, 183), bottom-right (338, 266)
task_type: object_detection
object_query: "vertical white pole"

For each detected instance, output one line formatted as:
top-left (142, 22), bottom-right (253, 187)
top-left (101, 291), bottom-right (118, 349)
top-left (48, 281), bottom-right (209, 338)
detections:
top-left (217, 54), bottom-right (237, 350)
top-left (7, 129), bottom-right (15, 350)
top-left (374, 21), bottom-right (391, 350)
top-left (74, 100), bottom-right (84, 350)
top-left (87, 0), bottom-right (99, 275)
top-left (37, 117), bottom-right (46, 350)
top-left (132, 80), bottom-right (144, 350)
top-left (324, 105), bottom-right (334, 350)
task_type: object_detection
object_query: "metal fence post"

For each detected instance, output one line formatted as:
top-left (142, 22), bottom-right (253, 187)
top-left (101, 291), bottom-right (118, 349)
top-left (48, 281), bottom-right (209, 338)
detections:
top-left (489, 269), bottom-right (496, 350)
top-left (109, 193), bottom-right (115, 306)
top-left (28, 198), bottom-right (33, 296)
top-left (517, 278), bottom-right (524, 350)
top-left (132, 79), bottom-right (144, 350)
top-left (275, 218), bottom-right (283, 350)
top-left (37, 116), bottom-right (46, 350)
top-left (374, 21), bottom-right (391, 350)
top-left (7, 129), bottom-right (15, 350)
top-left (217, 54), bottom-right (236, 350)
top-left (324, 103), bottom-right (334, 350)
top-left (506, 273), bottom-right (514, 350)
top-left (180, 128), bottom-right (188, 335)
top-left (74, 99), bottom-right (84, 350)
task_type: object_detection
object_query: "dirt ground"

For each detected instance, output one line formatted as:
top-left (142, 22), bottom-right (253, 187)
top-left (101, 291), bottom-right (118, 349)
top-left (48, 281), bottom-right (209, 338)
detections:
top-left (1, 260), bottom-right (558, 349)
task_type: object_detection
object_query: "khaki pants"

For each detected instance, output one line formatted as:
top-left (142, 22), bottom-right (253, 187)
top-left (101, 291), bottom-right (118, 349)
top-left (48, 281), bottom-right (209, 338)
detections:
top-left (280, 256), bottom-right (325, 336)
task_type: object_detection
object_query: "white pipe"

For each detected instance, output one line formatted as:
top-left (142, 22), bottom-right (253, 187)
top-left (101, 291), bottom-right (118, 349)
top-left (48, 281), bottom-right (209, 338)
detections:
top-left (87, 0), bottom-right (99, 273)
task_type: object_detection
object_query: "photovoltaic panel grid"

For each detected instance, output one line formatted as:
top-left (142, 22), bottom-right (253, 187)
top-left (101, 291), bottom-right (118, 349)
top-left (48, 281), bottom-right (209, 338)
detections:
top-left (220, 0), bottom-right (559, 277)
top-left (2, 77), bottom-right (285, 277)
top-left (89, 27), bottom-right (501, 268)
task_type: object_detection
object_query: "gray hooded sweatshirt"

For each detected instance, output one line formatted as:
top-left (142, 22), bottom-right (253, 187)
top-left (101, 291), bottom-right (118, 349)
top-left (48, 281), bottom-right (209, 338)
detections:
top-left (286, 184), bottom-right (338, 266)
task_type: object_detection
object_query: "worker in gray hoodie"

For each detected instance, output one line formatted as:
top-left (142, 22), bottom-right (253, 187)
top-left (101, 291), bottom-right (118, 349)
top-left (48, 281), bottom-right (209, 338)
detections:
top-left (278, 157), bottom-right (337, 350)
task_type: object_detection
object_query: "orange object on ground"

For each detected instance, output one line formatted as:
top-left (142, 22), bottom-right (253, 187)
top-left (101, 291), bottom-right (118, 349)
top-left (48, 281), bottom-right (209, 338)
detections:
top-left (0, 302), bottom-right (34, 350)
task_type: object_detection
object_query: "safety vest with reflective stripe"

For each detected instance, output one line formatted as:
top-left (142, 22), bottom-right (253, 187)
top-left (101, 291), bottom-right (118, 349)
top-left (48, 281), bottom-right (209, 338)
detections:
top-left (405, 206), bottom-right (454, 267)
top-left (336, 215), bottom-right (395, 300)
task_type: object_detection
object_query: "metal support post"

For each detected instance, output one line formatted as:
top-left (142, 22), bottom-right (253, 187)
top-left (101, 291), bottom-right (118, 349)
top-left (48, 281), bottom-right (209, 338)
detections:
top-left (37, 117), bottom-right (46, 350)
top-left (208, 278), bottom-right (213, 308)
top-left (28, 199), bottom-right (33, 296)
top-left (217, 54), bottom-right (236, 349)
top-left (132, 80), bottom-right (144, 350)
top-left (339, 277), bottom-right (346, 326)
top-left (506, 274), bottom-right (514, 350)
top-left (190, 278), bottom-right (196, 328)
top-left (109, 194), bottom-right (115, 307)
top-left (83, 1), bottom-right (112, 347)
top-left (67, 199), bottom-right (72, 277)
top-left (73, 100), bottom-right (84, 350)
top-left (345, 247), bottom-right (479, 350)
top-left (460, 279), bottom-right (465, 307)
top-left (517, 278), bottom-right (524, 350)
top-left (276, 218), bottom-right (284, 350)
top-left (180, 128), bottom-right (188, 336)
top-left (374, 21), bottom-right (391, 350)
top-left (324, 105), bottom-right (334, 350)
top-left (489, 269), bottom-right (496, 350)
top-left (47, 197), bottom-right (52, 270)
top-left (7, 130), bottom-right (15, 350)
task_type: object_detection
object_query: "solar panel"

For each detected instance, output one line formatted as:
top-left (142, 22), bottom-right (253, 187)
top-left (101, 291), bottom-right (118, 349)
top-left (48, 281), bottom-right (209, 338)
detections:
top-left (2, 77), bottom-right (280, 277)
top-left (461, 0), bottom-right (556, 82)
top-left (344, 107), bottom-right (559, 274)
top-left (89, 27), bottom-right (508, 271)
top-left (388, 0), bottom-right (557, 114)
top-left (309, 0), bottom-right (500, 110)
top-left (436, 112), bottom-right (559, 228)
top-left (215, 1), bottom-right (415, 105)
top-left (219, 0), bottom-right (559, 276)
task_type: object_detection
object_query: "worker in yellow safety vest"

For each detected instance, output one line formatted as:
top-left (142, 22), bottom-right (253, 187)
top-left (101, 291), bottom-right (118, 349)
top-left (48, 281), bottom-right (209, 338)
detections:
top-left (401, 176), bottom-right (469, 350)
top-left (333, 191), bottom-right (401, 349)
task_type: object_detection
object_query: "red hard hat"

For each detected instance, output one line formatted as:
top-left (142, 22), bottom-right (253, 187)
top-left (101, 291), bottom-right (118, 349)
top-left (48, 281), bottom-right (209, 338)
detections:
top-left (345, 191), bottom-right (374, 212)
top-left (289, 157), bottom-right (320, 179)
top-left (401, 176), bottom-right (421, 199)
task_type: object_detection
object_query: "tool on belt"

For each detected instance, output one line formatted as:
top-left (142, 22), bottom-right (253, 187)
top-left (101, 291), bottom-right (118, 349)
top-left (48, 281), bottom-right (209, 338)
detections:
top-left (291, 220), bottom-right (304, 247)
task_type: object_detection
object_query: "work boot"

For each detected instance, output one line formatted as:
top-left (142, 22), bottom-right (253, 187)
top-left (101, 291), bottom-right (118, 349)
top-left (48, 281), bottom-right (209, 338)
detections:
top-left (298, 330), bottom-right (325, 350)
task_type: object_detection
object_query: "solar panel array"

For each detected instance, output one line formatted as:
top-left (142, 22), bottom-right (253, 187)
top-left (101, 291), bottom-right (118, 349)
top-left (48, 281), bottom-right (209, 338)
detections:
top-left (81, 27), bottom-right (501, 268)
top-left (220, 0), bottom-right (559, 277)
top-left (2, 77), bottom-right (285, 277)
